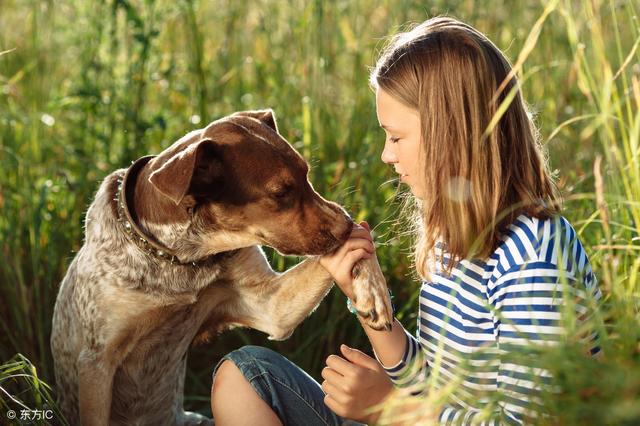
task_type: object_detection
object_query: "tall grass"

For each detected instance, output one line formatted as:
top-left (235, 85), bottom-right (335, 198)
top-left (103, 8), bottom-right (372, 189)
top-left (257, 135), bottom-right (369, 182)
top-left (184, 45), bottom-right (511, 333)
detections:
top-left (0, 354), bottom-right (67, 426)
top-left (0, 0), bottom-right (638, 423)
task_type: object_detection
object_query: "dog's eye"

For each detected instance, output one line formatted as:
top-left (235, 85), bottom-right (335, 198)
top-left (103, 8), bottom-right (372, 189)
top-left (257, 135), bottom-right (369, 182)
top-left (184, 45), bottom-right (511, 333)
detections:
top-left (272, 187), bottom-right (291, 199)
top-left (270, 183), bottom-right (296, 200)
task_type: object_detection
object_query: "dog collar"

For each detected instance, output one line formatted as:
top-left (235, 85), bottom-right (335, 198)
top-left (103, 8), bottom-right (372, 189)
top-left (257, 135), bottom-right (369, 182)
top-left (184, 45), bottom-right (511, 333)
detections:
top-left (115, 155), bottom-right (200, 266)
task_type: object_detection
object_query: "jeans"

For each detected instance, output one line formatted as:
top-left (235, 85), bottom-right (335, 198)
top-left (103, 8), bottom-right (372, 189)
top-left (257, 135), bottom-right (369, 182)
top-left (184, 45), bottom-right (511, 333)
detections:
top-left (212, 345), bottom-right (366, 426)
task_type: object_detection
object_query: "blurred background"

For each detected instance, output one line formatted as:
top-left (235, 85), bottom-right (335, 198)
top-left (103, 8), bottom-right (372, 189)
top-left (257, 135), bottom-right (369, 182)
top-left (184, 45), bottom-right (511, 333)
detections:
top-left (1, 0), bottom-right (638, 424)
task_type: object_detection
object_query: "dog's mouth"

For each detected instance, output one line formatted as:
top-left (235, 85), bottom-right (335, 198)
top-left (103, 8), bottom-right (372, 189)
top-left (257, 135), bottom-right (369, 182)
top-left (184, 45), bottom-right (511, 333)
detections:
top-left (336, 223), bottom-right (353, 243)
top-left (270, 227), bottom-right (349, 257)
top-left (252, 208), bottom-right (353, 257)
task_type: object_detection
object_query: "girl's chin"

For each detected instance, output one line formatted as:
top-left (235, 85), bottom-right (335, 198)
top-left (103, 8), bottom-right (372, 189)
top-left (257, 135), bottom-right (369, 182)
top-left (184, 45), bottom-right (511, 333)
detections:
top-left (410, 190), bottom-right (425, 200)
top-left (401, 180), bottom-right (425, 200)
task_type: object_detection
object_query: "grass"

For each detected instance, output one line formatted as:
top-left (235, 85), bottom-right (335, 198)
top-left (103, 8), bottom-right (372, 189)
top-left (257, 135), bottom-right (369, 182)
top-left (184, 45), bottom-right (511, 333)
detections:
top-left (0, 0), bottom-right (638, 424)
top-left (0, 354), bottom-right (67, 426)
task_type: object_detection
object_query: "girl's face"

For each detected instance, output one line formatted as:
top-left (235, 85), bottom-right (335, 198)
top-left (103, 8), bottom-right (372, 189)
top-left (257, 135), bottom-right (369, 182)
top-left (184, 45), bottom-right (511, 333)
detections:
top-left (375, 88), bottom-right (425, 199)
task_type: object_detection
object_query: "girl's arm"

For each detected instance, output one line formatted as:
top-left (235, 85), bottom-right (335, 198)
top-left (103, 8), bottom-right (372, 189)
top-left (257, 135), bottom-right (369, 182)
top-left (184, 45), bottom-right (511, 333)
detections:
top-left (320, 222), bottom-right (425, 368)
top-left (319, 222), bottom-right (407, 366)
top-left (319, 222), bottom-right (431, 423)
top-left (358, 316), bottom-right (408, 367)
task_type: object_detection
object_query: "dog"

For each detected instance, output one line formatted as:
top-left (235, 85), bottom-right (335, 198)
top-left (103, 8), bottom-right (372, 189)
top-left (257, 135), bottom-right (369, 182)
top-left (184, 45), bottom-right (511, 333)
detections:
top-left (50, 109), bottom-right (393, 425)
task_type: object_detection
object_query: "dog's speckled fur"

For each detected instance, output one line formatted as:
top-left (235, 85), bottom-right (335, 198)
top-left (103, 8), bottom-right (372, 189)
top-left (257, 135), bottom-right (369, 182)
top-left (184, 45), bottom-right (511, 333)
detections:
top-left (51, 110), bottom-right (392, 426)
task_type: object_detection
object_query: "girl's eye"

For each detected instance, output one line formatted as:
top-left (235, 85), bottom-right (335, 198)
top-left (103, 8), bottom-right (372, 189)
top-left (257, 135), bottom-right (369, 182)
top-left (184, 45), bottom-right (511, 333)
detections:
top-left (389, 137), bottom-right (400, 144)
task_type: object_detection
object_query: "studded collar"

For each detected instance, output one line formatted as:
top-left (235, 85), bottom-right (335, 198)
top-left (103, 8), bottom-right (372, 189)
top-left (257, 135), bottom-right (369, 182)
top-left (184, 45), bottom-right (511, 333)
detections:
top-left (115, 155), bottom-right (207, 266)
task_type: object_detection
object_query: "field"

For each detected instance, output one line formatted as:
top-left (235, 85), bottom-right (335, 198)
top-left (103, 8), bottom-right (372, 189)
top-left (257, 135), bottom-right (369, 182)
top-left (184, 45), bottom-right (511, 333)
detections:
top-left (1, 0), bottom-right (638, 424)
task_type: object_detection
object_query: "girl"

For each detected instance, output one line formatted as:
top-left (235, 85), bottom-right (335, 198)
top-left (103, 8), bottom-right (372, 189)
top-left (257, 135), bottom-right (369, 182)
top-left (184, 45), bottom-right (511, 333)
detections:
top-left (210, 16), bottom-right (601, 425)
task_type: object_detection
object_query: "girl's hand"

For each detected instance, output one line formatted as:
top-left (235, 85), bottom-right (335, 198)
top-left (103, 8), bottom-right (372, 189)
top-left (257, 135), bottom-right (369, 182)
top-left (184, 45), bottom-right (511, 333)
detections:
top-left (322, 344), bottom-right (394, 423)
top-left (319, 221), bottom-right (375, 300)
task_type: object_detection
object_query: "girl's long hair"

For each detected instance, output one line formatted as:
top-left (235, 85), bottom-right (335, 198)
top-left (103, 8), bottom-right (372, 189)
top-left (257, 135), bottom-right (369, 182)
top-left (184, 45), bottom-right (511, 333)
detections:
top-left (370, 16), bottom-right (561, 278)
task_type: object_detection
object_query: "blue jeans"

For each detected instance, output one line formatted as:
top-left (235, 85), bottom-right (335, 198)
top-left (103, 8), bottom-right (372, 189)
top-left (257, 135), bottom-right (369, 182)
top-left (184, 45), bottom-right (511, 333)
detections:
top-left (212, 345), bottom-right (366, 426)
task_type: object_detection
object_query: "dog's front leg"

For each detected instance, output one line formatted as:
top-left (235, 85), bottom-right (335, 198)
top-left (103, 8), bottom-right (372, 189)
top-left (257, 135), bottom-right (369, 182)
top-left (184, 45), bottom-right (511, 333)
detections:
top-left (77, 350), bottom-right (115, 426)
top-left (257, 254), bottom-right (394, 335)
top-left (228, 247), bottom-right (334, 340)
top-left (262, 256), bottom-right (335, 340)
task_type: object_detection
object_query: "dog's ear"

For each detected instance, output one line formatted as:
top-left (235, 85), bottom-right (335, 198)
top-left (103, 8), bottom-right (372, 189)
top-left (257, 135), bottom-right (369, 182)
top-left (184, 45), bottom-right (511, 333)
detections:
top-left (148, 139), bottom-right (223, 205)
top-left (233, 109), bottom-right (278, 133)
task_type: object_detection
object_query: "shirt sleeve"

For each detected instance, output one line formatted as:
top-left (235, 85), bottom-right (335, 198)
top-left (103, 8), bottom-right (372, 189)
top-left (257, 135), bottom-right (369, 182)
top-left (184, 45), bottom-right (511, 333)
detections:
top-left (376, 324), bottom-right (430, 392)
top-left (436, 260), bottom-right (602, 425)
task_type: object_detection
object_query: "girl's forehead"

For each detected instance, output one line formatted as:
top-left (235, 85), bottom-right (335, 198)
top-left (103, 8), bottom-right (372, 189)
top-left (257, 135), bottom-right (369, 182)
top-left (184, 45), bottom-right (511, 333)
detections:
top-left (375, 88), bottom-right (420, 128)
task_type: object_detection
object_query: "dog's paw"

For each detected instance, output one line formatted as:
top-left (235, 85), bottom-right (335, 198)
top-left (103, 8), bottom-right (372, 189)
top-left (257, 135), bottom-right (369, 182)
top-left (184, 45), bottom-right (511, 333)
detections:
top-left (351, 257), bottom-right (394, 331)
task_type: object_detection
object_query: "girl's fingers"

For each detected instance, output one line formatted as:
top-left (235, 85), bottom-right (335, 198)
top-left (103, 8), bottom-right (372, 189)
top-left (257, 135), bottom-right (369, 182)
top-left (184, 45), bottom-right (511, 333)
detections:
top-left (346, 249), bottom-right (371, 269)
top-left (340, 345), bottom-right (382, 371)
top-left (326, 355), bottom-right (357, 377)
top-left (332, 250), bottom-right (370, 286)
top-left (323, 394), bottom-right (345, 417)
top-left (350, 226), bottom-right (373, 242)
top-left (321, 366), bottom-right (343, 383)
top-left (321, 239), bottom-right (372, 268)
top-left (346, 238), bottom-right (374, 253)
top-left (321, 380), bottom-right (348, 404)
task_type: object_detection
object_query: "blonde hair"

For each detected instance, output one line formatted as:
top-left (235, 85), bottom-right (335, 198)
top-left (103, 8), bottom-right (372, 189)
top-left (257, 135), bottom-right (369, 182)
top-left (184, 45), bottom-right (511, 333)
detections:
top-left (370, 16), bottom-right (561, 278)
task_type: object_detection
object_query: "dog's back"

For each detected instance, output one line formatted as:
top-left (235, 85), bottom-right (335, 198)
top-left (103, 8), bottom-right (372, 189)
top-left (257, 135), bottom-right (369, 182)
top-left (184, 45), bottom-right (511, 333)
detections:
top-left (52, 171), bottom-right (132, 424)
top-left (51, 255), bottom-right (83, 423)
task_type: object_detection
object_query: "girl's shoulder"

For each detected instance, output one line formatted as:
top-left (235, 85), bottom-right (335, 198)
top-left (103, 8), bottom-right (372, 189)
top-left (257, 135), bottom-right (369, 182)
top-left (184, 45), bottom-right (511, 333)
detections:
top-left (488, 213), bottom-right (594, 281)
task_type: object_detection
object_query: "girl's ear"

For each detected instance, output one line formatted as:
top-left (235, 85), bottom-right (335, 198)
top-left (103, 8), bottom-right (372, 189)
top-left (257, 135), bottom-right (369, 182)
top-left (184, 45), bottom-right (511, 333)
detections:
top-left (148, 139), bottom-right (223, 205)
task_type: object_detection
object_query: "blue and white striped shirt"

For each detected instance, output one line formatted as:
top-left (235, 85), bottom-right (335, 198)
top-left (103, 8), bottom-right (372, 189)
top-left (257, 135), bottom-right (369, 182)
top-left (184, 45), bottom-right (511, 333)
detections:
top-left (380, 214), bottom-right (601, 425)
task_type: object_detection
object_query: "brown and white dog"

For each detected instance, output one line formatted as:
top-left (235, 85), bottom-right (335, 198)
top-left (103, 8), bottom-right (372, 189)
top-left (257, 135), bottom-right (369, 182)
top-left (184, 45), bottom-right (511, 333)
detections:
top-left (50, 110), bottom-right (393, 426)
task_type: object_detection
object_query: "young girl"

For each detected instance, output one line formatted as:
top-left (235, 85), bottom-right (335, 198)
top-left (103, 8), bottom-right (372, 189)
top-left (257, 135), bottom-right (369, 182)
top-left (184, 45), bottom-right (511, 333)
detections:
top-left (210, 16), bottom-right (600, 425)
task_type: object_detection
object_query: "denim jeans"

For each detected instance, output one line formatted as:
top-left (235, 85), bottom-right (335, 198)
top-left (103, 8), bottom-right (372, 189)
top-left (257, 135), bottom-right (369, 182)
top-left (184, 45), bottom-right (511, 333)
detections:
top-left (212, 345), bottom-right (366, 426)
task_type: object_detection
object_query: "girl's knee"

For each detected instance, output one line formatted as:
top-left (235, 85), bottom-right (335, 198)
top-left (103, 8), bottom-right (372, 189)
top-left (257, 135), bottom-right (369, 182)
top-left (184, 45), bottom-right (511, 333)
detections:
top-left (211, 360), bottom-right (245, 415)
top-left (211, 359), bottom-right (242, 394)
top-left (211, 345), bottom-right (282, 400)
top-left (211, 357), bottom-right (282, 425)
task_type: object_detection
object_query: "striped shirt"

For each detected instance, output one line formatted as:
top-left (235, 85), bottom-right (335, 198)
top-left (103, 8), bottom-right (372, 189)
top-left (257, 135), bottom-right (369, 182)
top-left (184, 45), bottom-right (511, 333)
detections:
top-left (379, 214), bottom-right (602, 425)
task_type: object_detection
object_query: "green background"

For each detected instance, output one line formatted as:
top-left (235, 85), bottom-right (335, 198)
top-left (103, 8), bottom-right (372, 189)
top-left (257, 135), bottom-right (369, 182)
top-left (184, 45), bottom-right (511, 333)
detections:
top-left (1, 0), bottom-right (638, 423)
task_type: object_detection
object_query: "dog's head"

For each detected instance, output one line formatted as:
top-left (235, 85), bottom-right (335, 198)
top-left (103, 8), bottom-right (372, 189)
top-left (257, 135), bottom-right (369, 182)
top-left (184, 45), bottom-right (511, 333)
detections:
top-left (143, 109), bottom-right (352, 256)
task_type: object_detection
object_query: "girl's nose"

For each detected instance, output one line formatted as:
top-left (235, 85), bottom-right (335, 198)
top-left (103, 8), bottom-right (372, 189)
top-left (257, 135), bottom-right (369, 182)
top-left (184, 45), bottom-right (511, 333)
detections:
top-left (381, 141), bottom-right (398, 164)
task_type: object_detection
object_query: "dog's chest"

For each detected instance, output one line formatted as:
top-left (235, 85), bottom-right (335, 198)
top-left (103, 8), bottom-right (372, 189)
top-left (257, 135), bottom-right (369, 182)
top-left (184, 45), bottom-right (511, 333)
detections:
top-left (114, 279), bottom-right (231, 371)
top-left (112, 303), bottom-right (201, 398)
top-left (129, 302), bottom-right (201, 359)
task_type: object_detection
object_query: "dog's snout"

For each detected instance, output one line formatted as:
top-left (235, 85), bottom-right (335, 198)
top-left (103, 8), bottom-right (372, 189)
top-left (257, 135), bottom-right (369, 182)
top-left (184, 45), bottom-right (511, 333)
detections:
top-left (337, 223), bottom-right (352, 242)
top-left (329, 211), bottom-right (353, 243)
